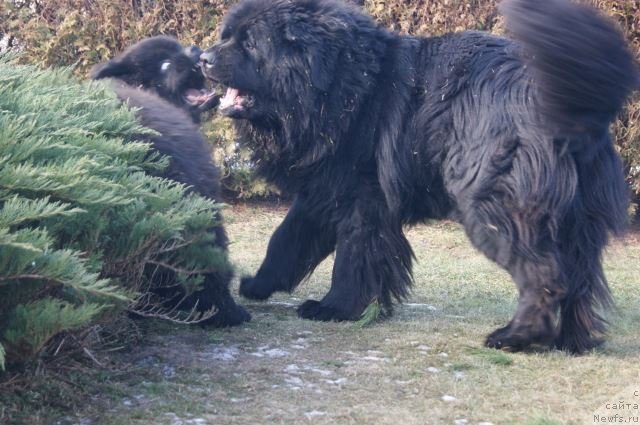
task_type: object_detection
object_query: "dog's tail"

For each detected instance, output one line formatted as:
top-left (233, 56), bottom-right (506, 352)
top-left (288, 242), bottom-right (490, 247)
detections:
top-left (500, 0), bottom-right (638, 136)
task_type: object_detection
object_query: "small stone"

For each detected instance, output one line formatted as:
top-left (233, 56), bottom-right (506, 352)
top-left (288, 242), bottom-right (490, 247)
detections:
top-left (360, 356), bottom-right (389, 362)
top-left (264, 348), bottom-right (290, 358)
top-left (304, 411), bottom-right (326, 419)
top-left (285, 376), bottom-right (304, 386)
top-left (442, 395), bottom-right (457, 402)
top-left (307, 367), bottom-right (332, 376)
top-left (285, 364), bottom-right (301, 373)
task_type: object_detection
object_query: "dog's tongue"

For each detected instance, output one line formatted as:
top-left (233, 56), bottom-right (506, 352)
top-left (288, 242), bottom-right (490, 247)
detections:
top-left (219, 88), bottom-right (240, 110)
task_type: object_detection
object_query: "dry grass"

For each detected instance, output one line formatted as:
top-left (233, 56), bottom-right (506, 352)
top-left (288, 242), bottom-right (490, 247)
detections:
top-left (5, 203), bottom-right (640, 424)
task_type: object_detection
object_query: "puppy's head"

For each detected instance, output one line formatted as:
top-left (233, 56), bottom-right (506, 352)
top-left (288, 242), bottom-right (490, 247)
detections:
top-left (92, 36), bottom-right (218, 117)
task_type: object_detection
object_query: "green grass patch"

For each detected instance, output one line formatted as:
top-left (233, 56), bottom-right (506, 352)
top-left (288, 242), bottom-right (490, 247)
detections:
top-left (469, 347), bottom-right (515, 366)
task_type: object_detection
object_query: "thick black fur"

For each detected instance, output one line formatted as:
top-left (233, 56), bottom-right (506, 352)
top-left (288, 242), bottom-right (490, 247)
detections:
top-left (92, 36), bottom-right (219, 122)
top-left (202, 0), bottom-right (637, 352)
top-left (93, 39), bottom-right (250, 327)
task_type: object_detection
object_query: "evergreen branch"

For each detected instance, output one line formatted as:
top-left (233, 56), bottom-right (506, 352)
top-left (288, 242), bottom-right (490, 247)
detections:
top-left (129, 293), bottom-right (218, 325)
top-left (0, 195), bottom-right (85, 227)
top-left (0, 273), bottom-right (68, 284)
top-left (0, 59), bottom-right (228, 369)
top-left (146, 260), bottom-right (218, 276)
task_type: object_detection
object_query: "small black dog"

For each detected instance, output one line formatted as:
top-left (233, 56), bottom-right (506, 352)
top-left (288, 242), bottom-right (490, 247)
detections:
top-left (202, 0), bottom-right (637, 351)
top-left (92, 37), bottom-right (249, 327)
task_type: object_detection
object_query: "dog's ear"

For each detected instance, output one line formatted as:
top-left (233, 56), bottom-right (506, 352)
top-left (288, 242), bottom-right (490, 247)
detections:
top-left (284, 19), bottom-right (307, 44)
top-left (90, 60), bottom-right (128, 80)
top-left (309, 45), bottom-right (339, 92)
top-left (285, 19), bottom-right (342, 92)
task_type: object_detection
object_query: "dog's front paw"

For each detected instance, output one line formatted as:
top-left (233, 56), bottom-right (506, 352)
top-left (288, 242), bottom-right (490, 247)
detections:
top-left (297, 300), bottom-right (350, 321)
top-left (200, 304), bottom-right (251, 328)
top-left (485, 322), bottom-right (553, 352)
top-left (484, 325), bottom-right (515, 350)
top-left (239, 276), bottom-right (275, 300)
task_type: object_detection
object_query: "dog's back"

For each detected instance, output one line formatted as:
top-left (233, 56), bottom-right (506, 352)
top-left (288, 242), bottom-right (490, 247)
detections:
top-left (112, 84), bottom-right (223, 203)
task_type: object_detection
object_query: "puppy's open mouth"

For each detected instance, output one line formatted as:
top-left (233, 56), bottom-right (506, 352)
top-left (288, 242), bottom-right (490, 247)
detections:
top-left (183, 88), bottom-right (218, 107)
top-left (219, 87), bottom-right (255, 114)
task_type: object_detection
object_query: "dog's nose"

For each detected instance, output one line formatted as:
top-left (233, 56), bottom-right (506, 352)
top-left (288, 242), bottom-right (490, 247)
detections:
top-left (184, 45), bottom-right (203, 63)
top-left (200, 50), bottom-right (216, 66)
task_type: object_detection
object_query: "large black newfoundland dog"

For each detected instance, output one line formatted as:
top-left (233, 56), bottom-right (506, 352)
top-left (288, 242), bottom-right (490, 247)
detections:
top-left (201, 0), bottom-right (637, 352)
top-left (92, 36), bottom-right (249, 327)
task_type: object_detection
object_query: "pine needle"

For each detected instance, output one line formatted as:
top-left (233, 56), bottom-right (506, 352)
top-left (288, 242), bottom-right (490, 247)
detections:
top-left (355, 300), bottom-right (382, 328)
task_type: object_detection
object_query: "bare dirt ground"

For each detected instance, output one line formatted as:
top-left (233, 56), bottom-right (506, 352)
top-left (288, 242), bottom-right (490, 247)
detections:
top-left (6, 204), bottom-right (640, 425)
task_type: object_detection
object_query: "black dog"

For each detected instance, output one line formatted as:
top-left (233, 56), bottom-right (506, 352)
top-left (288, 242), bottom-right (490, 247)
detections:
top-left (92, 36), bottom-right (219, 122)
top-left (92, 37), bottom-right (250, 327)
top-left (201, 0), bottom-right (637, 352)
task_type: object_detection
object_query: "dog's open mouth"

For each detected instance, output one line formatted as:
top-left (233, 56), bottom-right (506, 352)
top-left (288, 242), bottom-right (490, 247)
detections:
top-left (219, 87), bottom-right (255, 114)
top-left (183, 88), bottom-right (218, 107)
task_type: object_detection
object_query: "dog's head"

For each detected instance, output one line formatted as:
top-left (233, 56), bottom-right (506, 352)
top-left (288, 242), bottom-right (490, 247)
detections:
top-left (91, 36), bottom-right (218, 119)
top-left (200, 0), bottom-right (381, 123)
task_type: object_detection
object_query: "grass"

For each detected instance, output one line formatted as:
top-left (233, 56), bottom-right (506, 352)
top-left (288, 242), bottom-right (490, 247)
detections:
top-left (3, 203), bottom-right (640, 425)
top-left (468, 348), bottom-right (514, 366)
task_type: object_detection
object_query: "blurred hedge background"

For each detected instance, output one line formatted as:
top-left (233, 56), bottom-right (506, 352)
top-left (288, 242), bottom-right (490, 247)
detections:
top-left (1, 0), bottom-right (638, 210)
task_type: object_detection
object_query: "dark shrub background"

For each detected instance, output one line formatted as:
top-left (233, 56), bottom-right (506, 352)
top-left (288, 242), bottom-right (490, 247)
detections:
top-left (1, 0), bottom-right (637, 211)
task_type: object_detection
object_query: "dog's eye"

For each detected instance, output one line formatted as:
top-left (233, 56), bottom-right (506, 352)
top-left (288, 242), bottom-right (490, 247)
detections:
top-left (160, 60), bottom-right (172, 72)
top-left (243, 39), bottom-right (256, 51)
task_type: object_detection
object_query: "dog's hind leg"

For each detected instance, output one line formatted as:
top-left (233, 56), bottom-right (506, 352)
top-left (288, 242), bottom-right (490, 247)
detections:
top-left (460, 194), bottom-right (566, 351)
top-left (555, 234), bottom-right (609, 354)
top-left (297, 194), bottom-right (413, 321)
top-left (555, 144), bottom-right (626, 354)
top-left (484, 253), bottom-right (565, 351)
top-left (240, 196), bottom-right (336, 300)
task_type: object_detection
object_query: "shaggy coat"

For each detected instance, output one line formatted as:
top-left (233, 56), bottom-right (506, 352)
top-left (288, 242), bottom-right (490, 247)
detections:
top-left (202, 0), bottom-right (637, 352)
